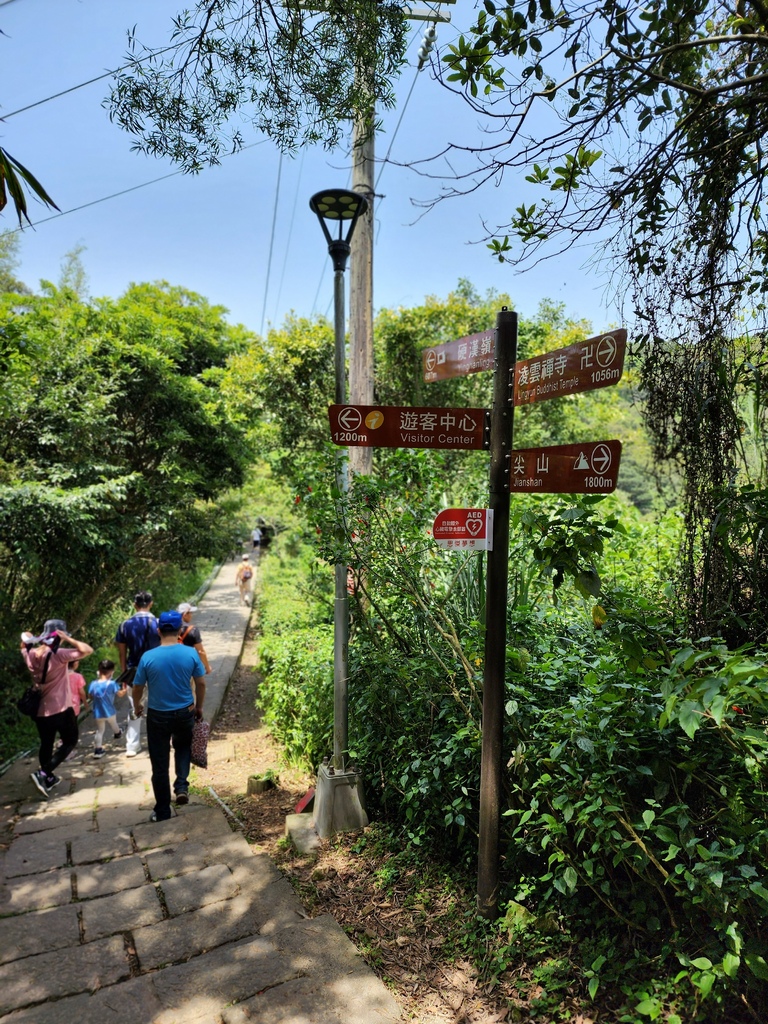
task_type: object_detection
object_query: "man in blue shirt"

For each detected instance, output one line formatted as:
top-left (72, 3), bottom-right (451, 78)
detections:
top-left (132, 610), bottom-right (206, 822)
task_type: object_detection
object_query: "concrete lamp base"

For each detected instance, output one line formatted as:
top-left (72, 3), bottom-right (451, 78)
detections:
top-left (313, 763), bottom-right (369, 839)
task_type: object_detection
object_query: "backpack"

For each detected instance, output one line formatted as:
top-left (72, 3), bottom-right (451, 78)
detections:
top-left (241, 567), bottom-right (253, 581)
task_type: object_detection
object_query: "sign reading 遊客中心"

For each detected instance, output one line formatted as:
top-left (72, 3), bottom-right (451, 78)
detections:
top-left (328, 404), bottom-right (490, 451)
top-left (514, 329), bottom-right (627, 406)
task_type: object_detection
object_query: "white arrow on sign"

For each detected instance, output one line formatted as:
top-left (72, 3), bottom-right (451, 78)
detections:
top-left (591, 444), bottom-right (613, 474)
top-left (425, 351), bottom-right (437, 371)
top-left (596, 336), bottom-right (617, 367)
top-left (338, 407), bottom-right (362, 431)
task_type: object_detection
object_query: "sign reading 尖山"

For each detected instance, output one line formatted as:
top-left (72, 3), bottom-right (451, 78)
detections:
top-left (433, 508), bottom-right (494, 551)
top-left (514, 329), bottom-right (627, 406)
top-left (510, 440), bottom-right (622, 493)
top-left (422, 330), bottom-right (495, 382)
top-left (329, 405), bottom-right (490, 450)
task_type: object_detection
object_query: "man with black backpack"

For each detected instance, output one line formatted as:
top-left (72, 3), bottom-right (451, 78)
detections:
top-left (115, 591), bottom-right (161, 756)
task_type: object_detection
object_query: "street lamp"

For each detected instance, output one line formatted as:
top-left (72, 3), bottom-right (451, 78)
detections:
top-left (309, 187), bottom-right (369, 838)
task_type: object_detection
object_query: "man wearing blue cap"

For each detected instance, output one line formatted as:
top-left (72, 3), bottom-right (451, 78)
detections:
top-left (131, 610), bottom-right (206, 821)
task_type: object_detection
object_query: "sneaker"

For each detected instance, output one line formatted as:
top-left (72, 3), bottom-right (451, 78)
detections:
top-left (113, 730), bottom-right (122, 740)
top-left (175, 792), bottom-right (189, 806)
top-left (150, 811), bottom-right (157, 822)
top-left (30, 770), bottom-right (49, 799)
top-left (93, 748), bottom-right (105, 759)
top-left (126, 750), bottom-right (138, 757)
top-left (45, 774), bottom-right (61, 791)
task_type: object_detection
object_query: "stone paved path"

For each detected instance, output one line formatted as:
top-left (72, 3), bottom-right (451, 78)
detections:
top-left (0, 554), bottom-right (402, 1024)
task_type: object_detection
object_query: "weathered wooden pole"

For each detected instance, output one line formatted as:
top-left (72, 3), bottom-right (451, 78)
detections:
top-left (477, 307), bottom-right (517, 918)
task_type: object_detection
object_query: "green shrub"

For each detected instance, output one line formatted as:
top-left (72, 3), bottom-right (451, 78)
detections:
top-left (257, 626), bottom-right (334, 766)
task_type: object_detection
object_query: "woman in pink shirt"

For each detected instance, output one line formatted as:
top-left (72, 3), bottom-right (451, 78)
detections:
top-left (21, 619), bottom-right (94, 799)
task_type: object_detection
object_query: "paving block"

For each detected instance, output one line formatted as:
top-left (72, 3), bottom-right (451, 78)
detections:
top-left (150, 935), bottom-right (296, 1024)
top-left (75, 854), bottom-right (147, 898)
top-left (285, 812), bottom-right (321, 854)
top-left (132, 807), bottom-right (232, 852)
top-left (0, 866), bottom-right (73, 912)
top-left (0, 933), bottom-right (129, 1015)
top-left (0, 903), bottom-right (81, 964)
top-left (13, 807), bottom-right (95, 836)
top-left (144, 834), bottom-right (251, 881)
top-left (80, 883), bottom-right (164, 941)
top-left (160, 862), bottom-right (239, 916)
top-left (3, 829), bottom-right (74, 878)
top-left (0, 976), bottom-right (162, 1024)
top-left (132, 892), bottom-right (263, 969)
top-left (70, 829), bottom-right (136, 867)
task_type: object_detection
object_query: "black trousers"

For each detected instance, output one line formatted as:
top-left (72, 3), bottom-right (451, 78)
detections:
top-left (36, 708), bottom-right (79, 776)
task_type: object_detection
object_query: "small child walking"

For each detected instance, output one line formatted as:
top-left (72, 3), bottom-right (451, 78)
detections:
top-left (88, 659), bottom-right (127, 758)
top-left (68, 660), bottom-right (88, 716)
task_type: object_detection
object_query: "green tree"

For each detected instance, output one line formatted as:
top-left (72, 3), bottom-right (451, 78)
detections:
top-left (108, 0), bottom-right (407, 166)
top-left (0, 230), bottom-right (30, 295)
top-left (438, 1), bottom-right (768, 638)
top-left (0, 281), bottom-right (253, 630)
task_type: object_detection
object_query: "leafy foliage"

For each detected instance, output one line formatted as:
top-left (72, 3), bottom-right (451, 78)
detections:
top-left (0, 280), bottom-right (255, 750)
top-left (108, 0), bottom-right (408, 167)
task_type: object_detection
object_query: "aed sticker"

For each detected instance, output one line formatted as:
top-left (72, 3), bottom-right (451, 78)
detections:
top-left (365, 411), bottom-right (384, 429)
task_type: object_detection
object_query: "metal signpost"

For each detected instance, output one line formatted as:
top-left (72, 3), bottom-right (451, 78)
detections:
top-left (328, 314), bottom-right (628, 917)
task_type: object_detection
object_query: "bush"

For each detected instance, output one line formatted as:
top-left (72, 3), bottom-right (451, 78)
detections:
top-left (257, 626), bottom-right (334, 766)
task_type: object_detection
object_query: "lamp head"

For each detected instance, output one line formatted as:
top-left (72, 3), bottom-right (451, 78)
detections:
top-left (309, 189), bottom-right (368, 271)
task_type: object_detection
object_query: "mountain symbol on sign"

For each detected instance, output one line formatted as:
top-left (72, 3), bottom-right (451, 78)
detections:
top-left (574, 452), bottom-right (590, 470)
top-left (466, 519), bottom-right (482, 537)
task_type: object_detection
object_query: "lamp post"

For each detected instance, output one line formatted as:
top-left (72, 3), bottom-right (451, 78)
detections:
top-left (309, 188), bottom-right (370, 838)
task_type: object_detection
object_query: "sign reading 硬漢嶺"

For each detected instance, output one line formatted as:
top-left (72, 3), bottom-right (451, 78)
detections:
top-left (514, 329), bottom-right (627, 406)
top-left (328, 404), bottom-right (490, 450)
top-left (422, 330), bottom-right (495, 381)
top-left (433, 508), bottom-right (494, 550)
top-left (510, 440), bottom-right (622, 493)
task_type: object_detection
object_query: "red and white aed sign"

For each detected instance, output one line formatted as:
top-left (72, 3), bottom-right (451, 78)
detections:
top-left (433, 509), bottom-right (494, 551)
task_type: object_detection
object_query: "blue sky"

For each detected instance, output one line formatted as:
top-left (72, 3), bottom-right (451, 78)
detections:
top-left (1, 0), bottom-right (621, 335)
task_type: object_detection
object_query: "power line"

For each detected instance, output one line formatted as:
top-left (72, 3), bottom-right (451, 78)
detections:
top-left (260, 151), bottom-right (283, 335)
top-left (7, 140), bottom-right (266, 234)
top-left (271, 148), bottom-right (306, 327)
top-left (1, 21), bottom-right (235, 122)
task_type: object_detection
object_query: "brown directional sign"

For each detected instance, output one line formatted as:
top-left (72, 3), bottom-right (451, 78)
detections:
top-left (514, 329), bottom-right (627, 406)
top-left (423, 330), bottom-right (495, 381)
top-left (329, 404), bottom-right (490, 450)
top-left (510, 440), bottom-right (622, 493)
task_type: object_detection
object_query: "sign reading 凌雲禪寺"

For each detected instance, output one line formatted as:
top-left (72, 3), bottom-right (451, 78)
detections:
top-left (514, 329), bottom-right (627, 406)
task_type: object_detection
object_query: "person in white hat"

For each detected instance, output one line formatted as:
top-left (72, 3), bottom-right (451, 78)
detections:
top-left (235, 554), bottom-right (254, 605)
top-left (176, 602), bottom-right (212, 674)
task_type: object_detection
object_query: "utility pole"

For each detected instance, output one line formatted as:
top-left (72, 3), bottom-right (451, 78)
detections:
top-left (349, 108), bottom-right (375, 477)
top-left (347, 3), bottom-right (454, 480)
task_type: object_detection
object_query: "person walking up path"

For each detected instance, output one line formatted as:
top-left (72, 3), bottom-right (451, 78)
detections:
top-left (234, 553), bottom-right (254, 605)
top-left (132, 609), bottom-right (206, 821)
top-left (21, 619), bottom-right (94, 799)
top-left (0, 552), bottom-right (402, 1024)
top-left (115, 590), bottom-right (160, 756)
top-left (88, 659), bottom-right (126, 758)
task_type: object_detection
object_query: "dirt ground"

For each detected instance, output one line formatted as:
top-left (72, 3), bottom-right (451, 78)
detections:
top-left (198, 620), bottom-right (516, 1024)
